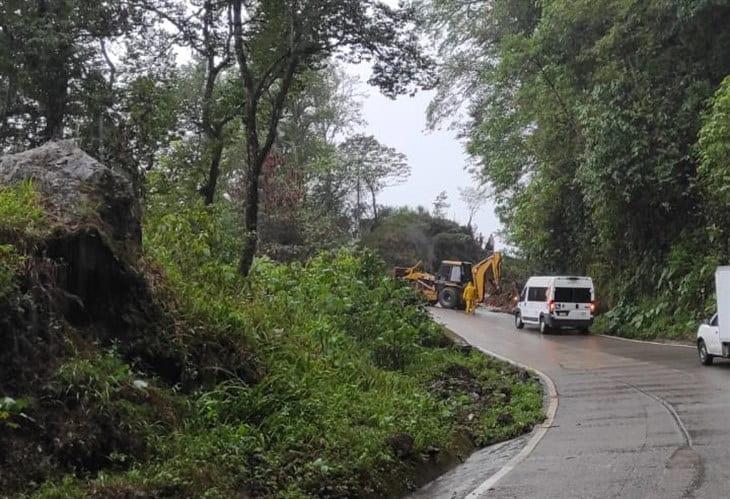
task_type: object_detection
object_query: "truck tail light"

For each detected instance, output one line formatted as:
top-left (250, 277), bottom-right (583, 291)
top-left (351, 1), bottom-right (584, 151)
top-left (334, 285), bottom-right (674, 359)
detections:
top-left (549, 300), bottom-right (556, 312)
top-left (590, 301), bottom-right (596, 314)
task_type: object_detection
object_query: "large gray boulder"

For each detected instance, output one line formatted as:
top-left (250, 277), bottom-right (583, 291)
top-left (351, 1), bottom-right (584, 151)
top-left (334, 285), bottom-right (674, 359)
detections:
top-left (0, 140), bottom-right (141, 260)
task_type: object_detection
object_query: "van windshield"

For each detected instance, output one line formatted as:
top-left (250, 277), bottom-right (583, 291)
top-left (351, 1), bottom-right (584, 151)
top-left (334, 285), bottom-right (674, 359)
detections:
top-left (554, 287), bottom-right (592, 303)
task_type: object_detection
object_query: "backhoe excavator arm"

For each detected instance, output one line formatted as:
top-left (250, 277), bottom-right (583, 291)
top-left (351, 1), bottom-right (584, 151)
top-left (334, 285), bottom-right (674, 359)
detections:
top-left (472, 251), bottom-right (503, 303)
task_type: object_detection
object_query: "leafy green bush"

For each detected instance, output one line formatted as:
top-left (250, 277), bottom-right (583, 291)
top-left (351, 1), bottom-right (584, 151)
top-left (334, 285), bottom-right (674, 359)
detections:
top-left (592, 232), bottom-right (719, 340)
top-left (131, 242), bottom-right (541, 496)
top-left (0, 396), bottom-right (29, 430)
top-left (27, 201), bottom-right (542, 498)
top-left (0, 244), bottom-right (23, 299)
top-left (40, 352), bottom-right (181, 472)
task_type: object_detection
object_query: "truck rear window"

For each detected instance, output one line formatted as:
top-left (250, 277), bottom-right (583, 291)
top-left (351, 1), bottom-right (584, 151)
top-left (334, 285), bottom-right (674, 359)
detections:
top-left (554, 287), bottom-right (592, 303)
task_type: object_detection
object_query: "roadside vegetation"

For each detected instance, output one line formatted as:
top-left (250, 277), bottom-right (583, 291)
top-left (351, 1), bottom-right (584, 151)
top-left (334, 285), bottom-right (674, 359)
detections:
top-left (0, 3), bottom-right (540, 495)
top-left (0, 182), bottom-right (542, 497)
top-left (421, 0), bottom-right (730, 339)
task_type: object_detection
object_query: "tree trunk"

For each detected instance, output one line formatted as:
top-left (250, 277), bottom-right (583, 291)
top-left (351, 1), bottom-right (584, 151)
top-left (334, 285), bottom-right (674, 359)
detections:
top-left (98, 39), bottom-right (116, 159)
top-left (238, 139), bottom-right (261, 276)
top-left (36, 0), bottom-right (64, 141)
top-left (370, 187), bottom-right (378, 222)
top-left (43, 93), bottom-right (66, 141)
top-left (40, 23), bottom-right (69, 142)
top-left (231, 0), bottom-right (300, 276)
top-left (200, 139), bottom-right (224, 205)
top-left (355, 177), bottom-right (362, 238)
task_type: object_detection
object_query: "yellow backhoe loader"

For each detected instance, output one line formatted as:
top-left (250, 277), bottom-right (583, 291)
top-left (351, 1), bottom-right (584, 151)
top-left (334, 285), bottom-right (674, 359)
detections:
top-left (393, 261), bottom-right (438, 304)
top-left (433, 252), bottom-right (503, 310)
top-left (395, 252), bottom-right (503, 310)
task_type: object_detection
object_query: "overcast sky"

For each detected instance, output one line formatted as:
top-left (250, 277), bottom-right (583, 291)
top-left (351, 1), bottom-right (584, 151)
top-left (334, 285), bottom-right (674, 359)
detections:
top-left (346, 66), bottom-right (502, 244)
top-left (338, 0), bottom-right (503, 248)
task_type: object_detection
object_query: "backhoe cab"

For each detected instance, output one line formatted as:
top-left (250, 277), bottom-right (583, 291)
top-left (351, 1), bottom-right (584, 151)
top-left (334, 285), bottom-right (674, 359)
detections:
top-left (435, 252), bottom-right (503, 310)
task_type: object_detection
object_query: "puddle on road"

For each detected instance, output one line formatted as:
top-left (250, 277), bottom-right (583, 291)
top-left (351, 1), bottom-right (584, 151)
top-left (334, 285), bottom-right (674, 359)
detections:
top-left (409, 434), bottom-right (531, 499)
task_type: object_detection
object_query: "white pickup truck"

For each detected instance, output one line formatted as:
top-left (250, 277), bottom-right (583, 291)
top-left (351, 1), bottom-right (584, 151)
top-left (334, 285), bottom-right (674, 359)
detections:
top-left (697, 267), bottom-right (730, 365)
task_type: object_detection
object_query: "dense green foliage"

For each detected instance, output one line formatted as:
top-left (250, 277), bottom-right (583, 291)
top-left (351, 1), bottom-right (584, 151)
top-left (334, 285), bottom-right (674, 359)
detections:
top-left (0, 185), bottom-right (541, 497)
top-left (129, 199), bottom-right (540, 496)
top-left (1, 0), bottom-right (434, 277)
top-left (424, 0), bottom-right (730, 338)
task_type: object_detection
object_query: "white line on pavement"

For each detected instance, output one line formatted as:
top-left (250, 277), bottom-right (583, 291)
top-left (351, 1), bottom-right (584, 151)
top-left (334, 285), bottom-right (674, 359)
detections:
top-left (442, 325), bottom-right (560, 498)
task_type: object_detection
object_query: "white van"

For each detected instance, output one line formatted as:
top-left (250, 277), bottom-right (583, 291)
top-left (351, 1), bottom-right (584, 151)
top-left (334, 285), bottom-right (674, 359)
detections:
top-left (515, 276), bottom-right (595, 334)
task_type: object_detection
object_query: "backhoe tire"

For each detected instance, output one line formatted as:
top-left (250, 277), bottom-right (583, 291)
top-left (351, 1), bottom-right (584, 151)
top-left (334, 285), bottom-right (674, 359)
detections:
top-left (438, 287), bottom-right (459, 309)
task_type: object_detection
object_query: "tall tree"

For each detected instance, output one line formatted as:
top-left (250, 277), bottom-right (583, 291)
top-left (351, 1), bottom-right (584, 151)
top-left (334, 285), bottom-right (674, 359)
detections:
top-left (0, 0), bottom-right (152, 148)
top-left (277, 66), bottom-right (364, 219)
top-left (432, 190), bottom-right (449, 219)
top-left (459, 185), bottom-right (489, 229)
top-left (229, 0), bottom-right (432, 275)
top-left (338, 134), bottom-right (410, 227)
top-left (425, 0), bottom-right (730, 310)
top-left (151, 0), bottom-right (243, 205)
top-left (257, 66), bottom-right (364, 258)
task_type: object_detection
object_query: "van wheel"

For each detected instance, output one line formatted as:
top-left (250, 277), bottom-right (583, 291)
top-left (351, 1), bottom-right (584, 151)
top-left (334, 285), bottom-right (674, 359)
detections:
top-left (539, 316), bottom-right (550, 335)
top-left (698, 339), bottom-right (714, 366)
top-left (438, 287), bottom-right (459, 309)
top-left (515, 312), bottom-right (524, 330)
top-left (579, 328), bottom-right (590, 335)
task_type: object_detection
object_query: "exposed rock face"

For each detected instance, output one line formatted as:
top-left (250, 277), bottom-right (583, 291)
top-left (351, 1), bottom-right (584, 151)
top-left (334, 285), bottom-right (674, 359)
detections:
top-left (0, 141), bottom-right (158, 386)
top-left (0, 140), bottom-right (141, 260)
top-left (0, 142), bottom-right (260, 495)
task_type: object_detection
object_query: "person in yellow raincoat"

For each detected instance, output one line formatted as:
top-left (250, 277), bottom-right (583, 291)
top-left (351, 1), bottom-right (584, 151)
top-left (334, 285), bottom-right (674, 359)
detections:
top-left (462, 281), bottom-right (477, 315)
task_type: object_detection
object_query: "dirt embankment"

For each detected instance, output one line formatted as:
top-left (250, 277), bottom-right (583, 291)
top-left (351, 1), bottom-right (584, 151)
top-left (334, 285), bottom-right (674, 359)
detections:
top-left (0, 142), bottom-right (258, 494)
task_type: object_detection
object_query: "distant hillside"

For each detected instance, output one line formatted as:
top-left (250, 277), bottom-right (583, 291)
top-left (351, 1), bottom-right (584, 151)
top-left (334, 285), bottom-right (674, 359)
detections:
top-left (361, 207), bottom-right (491, 271)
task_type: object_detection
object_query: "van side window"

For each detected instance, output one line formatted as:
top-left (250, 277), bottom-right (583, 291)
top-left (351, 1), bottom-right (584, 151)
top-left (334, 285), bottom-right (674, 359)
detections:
top-left (527, 287), bottom-right (548, 302)
top-left (520, 287), bottom-right (527, 301)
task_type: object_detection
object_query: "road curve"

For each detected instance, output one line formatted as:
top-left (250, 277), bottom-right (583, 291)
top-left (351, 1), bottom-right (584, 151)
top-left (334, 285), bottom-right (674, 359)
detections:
top-left (431, 308), bottom-right (730, 499)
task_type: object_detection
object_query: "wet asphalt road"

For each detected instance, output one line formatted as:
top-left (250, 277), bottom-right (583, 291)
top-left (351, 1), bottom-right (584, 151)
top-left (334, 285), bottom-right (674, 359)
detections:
top-left (430, 308), bottom-right (730, 499)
